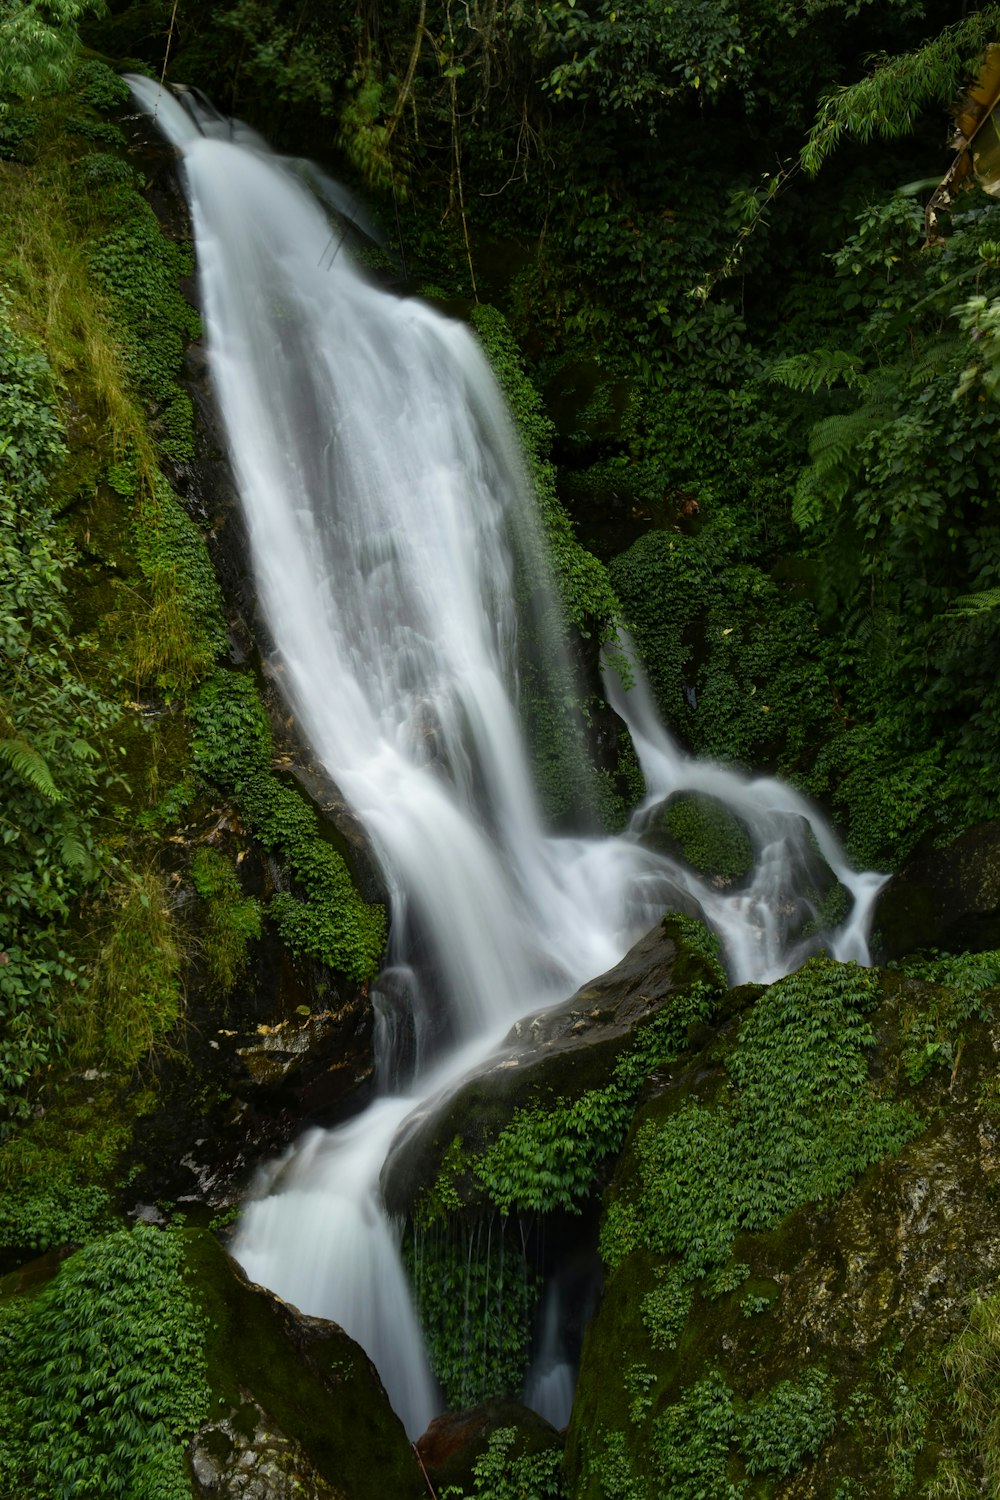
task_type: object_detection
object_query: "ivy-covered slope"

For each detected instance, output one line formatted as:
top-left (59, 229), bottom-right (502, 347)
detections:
top-left (566, 953), bottom-right (1000, 1498)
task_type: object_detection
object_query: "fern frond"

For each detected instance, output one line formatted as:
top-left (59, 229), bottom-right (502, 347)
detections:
top-left (0, 736), bottom-right (62, 803)
top-left (807, 408), bottom-right (883, 471)
top-left (767, 349), bottom-right (868, 395)
top-left (791, 469), bottom-right (826, 530)
top-left (59, 833), bottom-right (93, 873)
top-left (948, 588), bottom-right (1000, 617)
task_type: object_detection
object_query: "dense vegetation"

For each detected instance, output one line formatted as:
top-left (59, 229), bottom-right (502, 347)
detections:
top-left (4, 0), bottom-right (1000, 1493)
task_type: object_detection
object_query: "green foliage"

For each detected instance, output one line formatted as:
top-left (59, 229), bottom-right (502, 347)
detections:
top-left (610, 521), bottom-right (836, 773)
top-left (0, 0), bottom-right (104, 100)
top-left (600, 959), bottom-right (920, 1274)
top-left (2, 1226), bottom-right (209, 1498)
top-left (932, 1290), bottom-right (1000, 1497)
top-left (191, 670), bottom-right (385, 979)
top-left (191, 846), bottom-right (262, 994)
top-left (0, 104), bottom-right (37, 160)
top-left (741, 1368), bottom-right (835, 1477)
top-left (74, 866), bottom-right (186, 1070)
top-left (470, 303), bottom-right (619, 639)
top-left (441, 1425), bottom-right (564, 1500)
top-left (661, 795), bottom-right (753, 883)
top-left (648, 1367), bottom-right (738, 1500)
top-left (130, 471), bottom-right (228, 696)
top-left (89, 197), bottom-right (201, 461)
top-left (703, 1262), bottom-right (750, 1300)
top-left (802, 10), bottom-right (1000, 174)
top-left (888, 951), bottom-right (997, 1086)
top-left (586, 1363), bottom-right (835, 1498)
top-left (0, 288), bottom-right (119, 1126)
top-left (641, 1264), bottom-right (692, 1352)
top-left (0, 1176), bottom-right (111, 1255)
top-left (406, 1222), bottom-right (539, 1409)
top-left (73, 57), bottom-right (130, 113)
top-left (473, 974), bottom-right (721, 1217)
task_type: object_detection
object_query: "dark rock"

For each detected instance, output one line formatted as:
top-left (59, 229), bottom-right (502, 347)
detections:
top-left (416, 1397), bottom-right (562, 1496)
top-left (183, 1230), bottom-right (424, 1500)
top-left (876, 819), bottom-right (1000, 960)
top-left (380, 915), bottom-right (720, 1219)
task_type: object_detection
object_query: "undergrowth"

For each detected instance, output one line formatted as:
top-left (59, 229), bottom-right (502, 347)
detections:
top-left (0, 1226), bottom-right (209, 1498)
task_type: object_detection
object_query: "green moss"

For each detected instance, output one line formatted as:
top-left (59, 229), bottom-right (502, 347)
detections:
top-left (599, 958), bottom-right (921, 1275)
top-left (660, 794), bottom-right (753, 883)
top-left (191, 670), bottom-right (386, 981)
top-left (470, 303), bottom-right (619, 639)
top-left (88, 195), bottom-right (201, 461)
top-left (191, 846), bottom-right (262, 995)
top-left (73, 866), bottom-right (186, 1071)
top-left (131, 471), bottom-right (228, 696)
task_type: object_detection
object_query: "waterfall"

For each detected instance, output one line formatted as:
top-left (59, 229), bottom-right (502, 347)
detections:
top-left (129, 77), bottom-right (886, 1436)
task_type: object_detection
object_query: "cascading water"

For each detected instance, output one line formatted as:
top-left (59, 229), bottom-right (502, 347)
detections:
top-left (130, 77), bottom-right (887, 1437)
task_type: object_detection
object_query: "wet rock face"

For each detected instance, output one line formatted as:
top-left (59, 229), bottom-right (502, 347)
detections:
top-left (190, 1400), bottom-right (346, 1499)
top-left (876, 819), bottom-right (1000, 959)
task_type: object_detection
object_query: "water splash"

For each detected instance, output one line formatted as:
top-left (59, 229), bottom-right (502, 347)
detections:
top-left (129, 75), bottom-right (886, 1435)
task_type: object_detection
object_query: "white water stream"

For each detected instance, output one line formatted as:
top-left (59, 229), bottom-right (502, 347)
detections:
top-left (130, 78), bottom-right (886, 1437)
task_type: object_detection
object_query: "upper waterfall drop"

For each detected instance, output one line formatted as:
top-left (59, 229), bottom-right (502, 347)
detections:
top-left (128, 75), bottom-right (887, 1437)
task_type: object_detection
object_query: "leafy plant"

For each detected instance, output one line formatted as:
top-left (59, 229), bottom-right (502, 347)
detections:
top-left (405, 1220), bottom-right (539, 1408)
top-left (3, 1226), bottom-right (209, 1498)
top-left (741, 1368), bottom-right (835, 1477)
top-left (441, 1425), bottom-right (564, 1500)
top-left (600, 959), bottom-right (921, 1274)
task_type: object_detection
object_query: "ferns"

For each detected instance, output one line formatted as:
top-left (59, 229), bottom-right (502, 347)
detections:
top-left (0, 736), bottom-right (61, 803)
top-left (768, 348), bottom-right (868, 395)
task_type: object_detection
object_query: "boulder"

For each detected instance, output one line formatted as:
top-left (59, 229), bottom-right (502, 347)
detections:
top-left (380, 915), bottom-right (723, 1219)
top-left (184, 1230), bottom-right (425, 1500)
top-left (875, 819), bottom-right (1000, 959)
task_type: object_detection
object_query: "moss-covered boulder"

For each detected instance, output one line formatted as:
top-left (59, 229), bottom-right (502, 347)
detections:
top-left (0, 1225), bottom-right (423, 1499)
top-left (380, 914), bottom-right (726, 1221)
top-left (185, 1231), bottom-right (424, 1499)
top-left (416, 1397), bottom-right (562, 1496)
top-left (564, 955), bottom-right (1000, 1498)
top-left (637, 792), bottom-right (755, 885)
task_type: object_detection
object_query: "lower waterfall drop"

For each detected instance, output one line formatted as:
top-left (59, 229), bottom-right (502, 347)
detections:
top-left (129, 77), bottom-right (887, 1438)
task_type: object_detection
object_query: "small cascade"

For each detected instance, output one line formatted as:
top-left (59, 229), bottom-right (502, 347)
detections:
top-left (129, 76), bottom-right (887, 1438)
top-left (523, 1276), bottom-right (581, 1431)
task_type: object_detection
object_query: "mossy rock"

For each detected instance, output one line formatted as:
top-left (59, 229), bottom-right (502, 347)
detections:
top-left (380, 915), bottom-right (723, 1220)
top-left (565, 960), bottom-right (1000, 1498)
top-left (638, 792), bottom-right (755, 885)
top-left (416, 1397), bottom-right (563, 1495)
top-left (182, 1230), bottom-right (424, 1498)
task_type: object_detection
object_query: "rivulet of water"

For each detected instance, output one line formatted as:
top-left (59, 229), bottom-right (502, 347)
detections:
top-left (129, 76), bottom-right (886, 1436)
